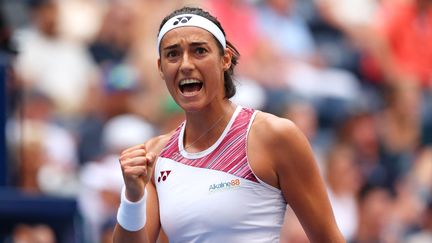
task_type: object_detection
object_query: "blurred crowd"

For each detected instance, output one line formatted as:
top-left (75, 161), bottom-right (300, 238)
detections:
top-left (1, 0), bottom-right (432, 242)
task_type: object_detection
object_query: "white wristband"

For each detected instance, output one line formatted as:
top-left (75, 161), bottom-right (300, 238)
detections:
top-left (117, 187), bottom-right (147, 231)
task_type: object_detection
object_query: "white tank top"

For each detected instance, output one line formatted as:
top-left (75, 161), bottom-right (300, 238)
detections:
top-left (155, 106), bottom-right (286, 243)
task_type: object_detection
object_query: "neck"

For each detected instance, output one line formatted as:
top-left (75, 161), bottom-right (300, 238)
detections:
top-left (183, 101), bottom-right (236, 151)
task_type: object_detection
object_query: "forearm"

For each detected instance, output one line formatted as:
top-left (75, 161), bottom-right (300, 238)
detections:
top-left (113, 187), bottom-right (151, 242)
top-left (113, 224), bottom-right (149, 243)
top-left (306, 223), bottom-right (346, 243)
top-left (292, 188), bottom-right (345, 243)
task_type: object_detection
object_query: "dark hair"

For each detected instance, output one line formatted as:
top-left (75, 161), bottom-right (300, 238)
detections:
top-left (158, 6), bottom-right (239, 99)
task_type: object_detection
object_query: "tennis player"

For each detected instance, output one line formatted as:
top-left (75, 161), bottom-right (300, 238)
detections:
top-left (114, 6), bottom-right (345, 243)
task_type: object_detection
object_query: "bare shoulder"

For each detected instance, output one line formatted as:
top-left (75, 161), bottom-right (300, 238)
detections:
top-left (144, 130), bottom-right (176, 156)
top-left (251, 111), bottom-right (315, 173)
top-left (252, 111), bottom-right (301, 146)
top-left (248, 111), bottom-right (308, 188)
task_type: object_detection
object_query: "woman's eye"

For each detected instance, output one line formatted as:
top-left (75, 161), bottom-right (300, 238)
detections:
top-left (195, 47), bottom-right (207, 55)
top-left (166, 50), bottom-right (179, 58)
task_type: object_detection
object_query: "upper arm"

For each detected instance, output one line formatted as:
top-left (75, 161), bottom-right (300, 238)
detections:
top-left (145, 181), bottom-right (161, 242)
top-left (144, 134), bottom-right (174, 242)
top-left (256, 115), bottom-right (344, 242)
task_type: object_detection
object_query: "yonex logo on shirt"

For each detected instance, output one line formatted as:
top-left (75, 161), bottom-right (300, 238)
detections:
top-left (173, 16), bottom-right (192, 26)
top-left (158, 170), bottom-right (171, 182)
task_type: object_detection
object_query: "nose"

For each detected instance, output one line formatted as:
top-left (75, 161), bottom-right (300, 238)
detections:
top-left (179, 52), bottom-right (194, 74)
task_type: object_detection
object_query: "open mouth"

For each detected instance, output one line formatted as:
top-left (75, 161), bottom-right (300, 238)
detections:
top-left (179, 79), bottom-right (203, 94)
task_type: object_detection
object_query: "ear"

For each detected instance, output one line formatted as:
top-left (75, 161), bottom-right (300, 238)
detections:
top-left (222, 48), bottom-right (232, 71)
top-left (157, 58), bottom-right (165, 80)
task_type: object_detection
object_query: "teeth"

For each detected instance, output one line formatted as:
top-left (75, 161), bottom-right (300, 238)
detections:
top-left (180, 79), bottom-right (202, 86)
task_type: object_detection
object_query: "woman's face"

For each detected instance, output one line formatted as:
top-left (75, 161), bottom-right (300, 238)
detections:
top-left (158, 26), bottom-right (231, 112)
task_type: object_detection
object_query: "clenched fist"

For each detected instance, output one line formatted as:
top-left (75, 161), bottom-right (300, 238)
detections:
top-left (119, 144), bottom-right (157, 202)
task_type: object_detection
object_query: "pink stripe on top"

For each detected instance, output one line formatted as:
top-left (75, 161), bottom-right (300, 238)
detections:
top-left (159, 107), bottom-right (258, 183)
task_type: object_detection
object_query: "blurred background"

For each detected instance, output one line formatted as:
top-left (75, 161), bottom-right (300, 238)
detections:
top-left (0, 0), bottom-right (431, 242)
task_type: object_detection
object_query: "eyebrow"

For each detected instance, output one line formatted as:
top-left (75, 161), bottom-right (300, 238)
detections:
top-left (190, 41), bottom-right (208, 47)
top-left (162, 41), bottom-right (208, 51)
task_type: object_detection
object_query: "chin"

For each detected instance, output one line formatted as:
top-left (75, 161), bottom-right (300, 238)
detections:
top-left (179, 102), bottom-right (207, 113)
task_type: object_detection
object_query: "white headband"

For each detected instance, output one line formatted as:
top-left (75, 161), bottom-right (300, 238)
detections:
top-left (157, 14), bottom-right (226, 52)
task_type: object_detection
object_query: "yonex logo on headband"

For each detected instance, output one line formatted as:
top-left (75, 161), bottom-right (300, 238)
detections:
top-left (173, 16), bottom-right (192, 25)
top-left (157, 14), bottom-right (226, 53)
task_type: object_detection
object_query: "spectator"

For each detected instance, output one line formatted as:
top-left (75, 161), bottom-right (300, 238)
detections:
top-left (377, 81), bottom-right (422, 190)
top-left (6, 90), bottom-right (79, 195)
top-left (350, 184), bottom-right (394, 243)
top-left (77, 0), bottom-right (145, 164)
top-left (388, 180), bottom-right (425, 240)
top-left (336, 110), bottom-right (387, 188)
top-left (13, 0), bottom-right (97, 122)
top-left (364, 0), bottom-right (432, 87)
top-left (324, 144), bottom-right (362, 241)
top-left (253, 0), bottom-right (362, 125)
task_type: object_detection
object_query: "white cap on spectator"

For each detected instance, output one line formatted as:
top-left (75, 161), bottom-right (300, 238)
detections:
top-left (231, 77), bottom-right (267, 110)
top-left (102, 114), bottom-right (155, 152)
